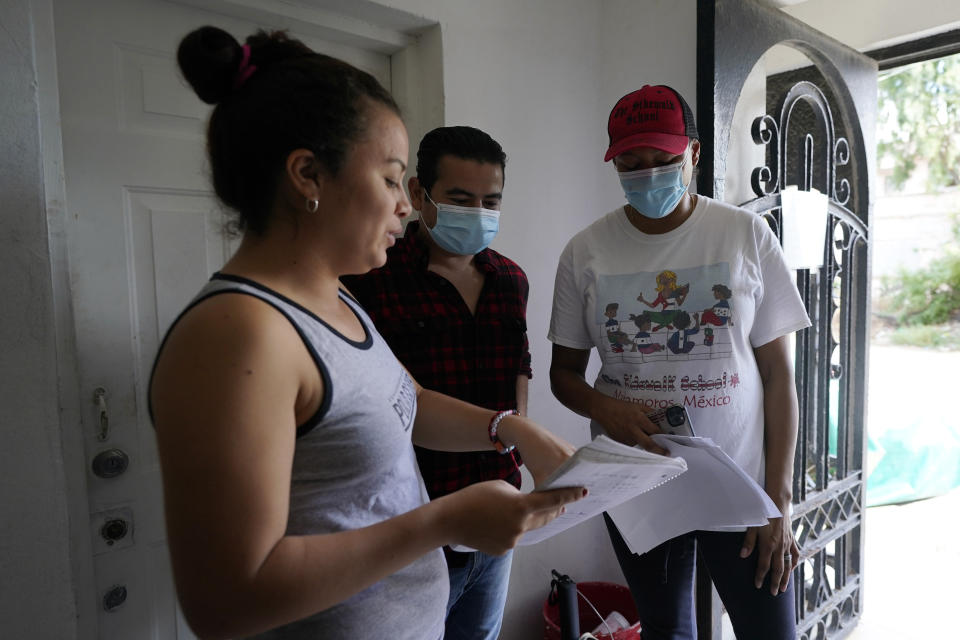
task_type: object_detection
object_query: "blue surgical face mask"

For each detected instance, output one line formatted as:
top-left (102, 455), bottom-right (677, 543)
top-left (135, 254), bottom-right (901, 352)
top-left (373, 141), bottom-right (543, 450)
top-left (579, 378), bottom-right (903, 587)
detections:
top-left (618, 156), bottom-right (689, 219)
top-left (423, 191), bottom-right (500, 255)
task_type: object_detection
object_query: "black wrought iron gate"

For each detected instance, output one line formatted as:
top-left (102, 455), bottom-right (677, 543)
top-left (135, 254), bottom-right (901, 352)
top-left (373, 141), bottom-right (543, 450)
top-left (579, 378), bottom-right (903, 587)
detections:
top-left (697, 1), bottom-right (876, 638)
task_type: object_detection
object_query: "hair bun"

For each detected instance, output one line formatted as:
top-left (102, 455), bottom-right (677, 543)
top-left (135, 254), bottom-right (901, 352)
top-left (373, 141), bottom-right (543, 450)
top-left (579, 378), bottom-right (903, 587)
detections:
top-left (177, 26), bottom-right (243, 105)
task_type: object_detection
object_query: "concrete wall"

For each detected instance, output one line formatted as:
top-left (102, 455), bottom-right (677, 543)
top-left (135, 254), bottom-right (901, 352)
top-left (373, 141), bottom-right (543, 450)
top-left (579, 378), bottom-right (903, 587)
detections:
top-left (0, 0), bottom-right (84, 637)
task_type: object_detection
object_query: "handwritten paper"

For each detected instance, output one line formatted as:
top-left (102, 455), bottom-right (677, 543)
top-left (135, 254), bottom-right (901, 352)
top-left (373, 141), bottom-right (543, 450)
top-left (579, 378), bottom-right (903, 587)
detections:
top-left (516, 435), bottom-right (688, 545)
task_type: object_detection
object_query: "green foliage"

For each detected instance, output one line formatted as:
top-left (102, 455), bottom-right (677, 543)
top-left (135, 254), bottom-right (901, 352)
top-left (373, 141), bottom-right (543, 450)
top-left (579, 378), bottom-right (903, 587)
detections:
top-left (879, 220), bottom-right (960, 326)
top-left (878, 53), bottom-right (960, 192)
top-left (889, 324), bottom-right (960, 349)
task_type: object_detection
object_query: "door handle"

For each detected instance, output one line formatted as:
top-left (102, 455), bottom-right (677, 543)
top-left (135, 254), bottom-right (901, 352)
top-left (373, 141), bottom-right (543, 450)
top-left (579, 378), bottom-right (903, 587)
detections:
top-left (93, 387), bottom-right (109, 441)
top-left (102, 585), bottom-right (127, 612)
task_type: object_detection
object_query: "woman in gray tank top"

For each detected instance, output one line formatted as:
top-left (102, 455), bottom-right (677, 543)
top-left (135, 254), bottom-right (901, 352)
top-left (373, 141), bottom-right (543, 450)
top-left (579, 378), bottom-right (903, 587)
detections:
top-left (149, 27), bottom-right (585, 640)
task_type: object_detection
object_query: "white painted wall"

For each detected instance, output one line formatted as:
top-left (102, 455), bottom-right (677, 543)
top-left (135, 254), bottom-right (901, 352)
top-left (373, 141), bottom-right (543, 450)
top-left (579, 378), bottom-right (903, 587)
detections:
top-left (598, 0), bottom-right (701, 213)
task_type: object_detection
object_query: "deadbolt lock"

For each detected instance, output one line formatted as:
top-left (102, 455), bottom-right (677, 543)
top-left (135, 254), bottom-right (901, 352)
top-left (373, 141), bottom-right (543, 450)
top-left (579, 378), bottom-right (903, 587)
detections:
top-left (91, 449), bottom-right (129, 479)
top-left (100, 518), bottom-right (128, 545)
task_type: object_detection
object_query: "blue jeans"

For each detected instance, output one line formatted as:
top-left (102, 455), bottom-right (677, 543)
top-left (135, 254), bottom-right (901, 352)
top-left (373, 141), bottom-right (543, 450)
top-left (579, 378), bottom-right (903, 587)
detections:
top-left (443, 548), bottom-right (513, 640)
top-left (604, 514), bottom-right (796, 640)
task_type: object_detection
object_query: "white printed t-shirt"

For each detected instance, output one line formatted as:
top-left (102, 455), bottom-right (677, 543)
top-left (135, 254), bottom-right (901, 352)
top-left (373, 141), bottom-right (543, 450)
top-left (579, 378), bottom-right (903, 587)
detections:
top-left (549, 196), bottom-right (810, 489)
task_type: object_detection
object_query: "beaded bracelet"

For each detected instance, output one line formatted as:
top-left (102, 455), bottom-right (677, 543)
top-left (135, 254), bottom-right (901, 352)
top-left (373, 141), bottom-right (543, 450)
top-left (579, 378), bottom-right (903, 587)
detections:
top-left (488, 409), bottom-right (520, 454)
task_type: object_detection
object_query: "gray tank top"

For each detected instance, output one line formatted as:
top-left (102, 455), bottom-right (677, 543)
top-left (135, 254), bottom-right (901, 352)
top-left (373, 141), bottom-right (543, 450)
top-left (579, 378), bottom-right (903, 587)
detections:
top-left (177, 274), bottom-right (447, 640)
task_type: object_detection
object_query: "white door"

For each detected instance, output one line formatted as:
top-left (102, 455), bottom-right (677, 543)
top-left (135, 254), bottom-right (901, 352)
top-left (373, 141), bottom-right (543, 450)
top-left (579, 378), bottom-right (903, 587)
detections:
top-left (55, 1), bottom-right (391, 637)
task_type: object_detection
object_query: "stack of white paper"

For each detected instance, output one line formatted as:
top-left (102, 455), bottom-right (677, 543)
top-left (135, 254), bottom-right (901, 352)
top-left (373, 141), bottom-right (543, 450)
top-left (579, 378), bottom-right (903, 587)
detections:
top-left (454, 434), bottom-right (781, 553)
top-left (606, 434), bottom-right (781, 555)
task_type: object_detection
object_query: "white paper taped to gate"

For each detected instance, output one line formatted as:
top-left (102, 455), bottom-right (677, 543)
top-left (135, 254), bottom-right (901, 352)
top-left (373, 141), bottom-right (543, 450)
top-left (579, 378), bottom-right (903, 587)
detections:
top-left (780, 185), bottom-right (829, 270)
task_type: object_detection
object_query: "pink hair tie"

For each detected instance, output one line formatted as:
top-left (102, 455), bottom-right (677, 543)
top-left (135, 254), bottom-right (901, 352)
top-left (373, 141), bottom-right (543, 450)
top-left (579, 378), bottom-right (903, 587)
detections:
top-left (233, 44), bottom-right (258, 90)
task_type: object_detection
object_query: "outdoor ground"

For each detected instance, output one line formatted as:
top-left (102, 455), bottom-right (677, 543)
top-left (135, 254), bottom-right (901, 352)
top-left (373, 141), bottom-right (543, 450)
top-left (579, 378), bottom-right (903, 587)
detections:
top-left (846, 487), bottom-right (960, 639)
top-left (720, 488), bottom-right (960, 638)
top-left (871, 315), bottom-right (960, 351)
top-left (846, 343), bottom-right (959, 638)
top-left (720, 343), bottom-right (960, 639)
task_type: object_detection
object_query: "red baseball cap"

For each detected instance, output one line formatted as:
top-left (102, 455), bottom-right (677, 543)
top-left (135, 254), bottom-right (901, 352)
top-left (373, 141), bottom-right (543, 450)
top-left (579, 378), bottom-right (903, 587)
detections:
top-left (604, 85), bottom-right (699, 161)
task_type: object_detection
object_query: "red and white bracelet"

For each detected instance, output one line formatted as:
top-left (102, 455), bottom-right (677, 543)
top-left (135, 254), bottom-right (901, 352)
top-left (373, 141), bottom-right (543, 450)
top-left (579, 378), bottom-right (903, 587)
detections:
top-left (488, 409), bottom-right (520, 454)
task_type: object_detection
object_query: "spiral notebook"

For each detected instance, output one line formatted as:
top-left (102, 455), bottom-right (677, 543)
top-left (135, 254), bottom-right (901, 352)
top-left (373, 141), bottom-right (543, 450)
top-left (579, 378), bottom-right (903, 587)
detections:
top-left (515, 435), bottom-right (688, 546)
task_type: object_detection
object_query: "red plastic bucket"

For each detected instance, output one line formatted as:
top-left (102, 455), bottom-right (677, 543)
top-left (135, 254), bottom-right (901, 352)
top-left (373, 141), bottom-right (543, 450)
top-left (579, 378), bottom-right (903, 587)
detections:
top-left (542, 581), bottom-right (641, 640)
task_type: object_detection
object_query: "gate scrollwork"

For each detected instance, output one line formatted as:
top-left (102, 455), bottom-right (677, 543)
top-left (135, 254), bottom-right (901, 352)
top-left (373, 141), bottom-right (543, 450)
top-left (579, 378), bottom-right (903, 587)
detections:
top-left (740, 79), bottom-right (869, 640)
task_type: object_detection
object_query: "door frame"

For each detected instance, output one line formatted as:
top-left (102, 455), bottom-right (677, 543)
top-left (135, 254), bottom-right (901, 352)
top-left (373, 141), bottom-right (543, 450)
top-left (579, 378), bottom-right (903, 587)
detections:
top-left (865, 26), bottom-right (960, 70)
top-left (696, 1), bottom-right (877, 637)
top-left (30, 0), bottom-right (99, 636)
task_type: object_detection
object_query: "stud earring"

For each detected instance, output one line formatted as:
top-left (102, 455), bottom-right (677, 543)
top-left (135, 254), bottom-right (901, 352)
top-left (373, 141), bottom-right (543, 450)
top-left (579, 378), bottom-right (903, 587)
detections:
top-left (306, 198), bottom-right (319, 213)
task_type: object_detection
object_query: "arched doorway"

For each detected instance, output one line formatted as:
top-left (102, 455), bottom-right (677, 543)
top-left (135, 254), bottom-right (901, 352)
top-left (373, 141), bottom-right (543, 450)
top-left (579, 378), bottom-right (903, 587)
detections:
top-left (698, 1), bottom-right (876, 638)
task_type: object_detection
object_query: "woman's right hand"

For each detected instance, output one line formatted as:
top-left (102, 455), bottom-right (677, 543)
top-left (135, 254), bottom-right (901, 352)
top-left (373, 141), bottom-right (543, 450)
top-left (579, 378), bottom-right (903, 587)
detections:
top-left (592, 394), bottom-right (669, 455)
top-left (438, 480), bottom-right (586, 556)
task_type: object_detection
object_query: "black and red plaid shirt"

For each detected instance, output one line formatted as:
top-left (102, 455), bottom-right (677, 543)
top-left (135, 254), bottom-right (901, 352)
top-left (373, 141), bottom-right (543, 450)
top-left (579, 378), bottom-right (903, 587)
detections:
top-left (342, 221), bottom-right (531, 498)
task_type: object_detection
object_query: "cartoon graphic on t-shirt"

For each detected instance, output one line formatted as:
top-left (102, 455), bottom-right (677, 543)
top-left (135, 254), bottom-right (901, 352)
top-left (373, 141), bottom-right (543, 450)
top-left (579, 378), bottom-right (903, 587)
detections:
top-left (604, 302), bottom-right (636, 352)
top-left (628, 312), bottom-right (665, 354)
top-left (604, 302), bottom-right (621, 328)
top-left (701, 284), bottom-right (735, 327)
top-left (636, 270), bottom-right (690, 330)
top-left (606, 327), bottom-right (635, 353)
top-left (666, 310), bottom-right (700, 354)
top-left (594, 263), bottom-right (735, 363)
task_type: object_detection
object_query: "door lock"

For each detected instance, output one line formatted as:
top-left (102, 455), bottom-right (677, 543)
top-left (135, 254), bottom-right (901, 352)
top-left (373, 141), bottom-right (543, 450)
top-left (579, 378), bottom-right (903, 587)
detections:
top-left (91, 508), bottom-right (134, 555)
top-left (100, 518), bottom-right (129, 545)
top-left (91, 449), bottom-right (129, 478)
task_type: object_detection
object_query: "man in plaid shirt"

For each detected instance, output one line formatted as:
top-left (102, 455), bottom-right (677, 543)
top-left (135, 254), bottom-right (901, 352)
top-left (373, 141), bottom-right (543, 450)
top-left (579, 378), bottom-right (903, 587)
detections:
top-left (342, 126), bottom-right (529, 640)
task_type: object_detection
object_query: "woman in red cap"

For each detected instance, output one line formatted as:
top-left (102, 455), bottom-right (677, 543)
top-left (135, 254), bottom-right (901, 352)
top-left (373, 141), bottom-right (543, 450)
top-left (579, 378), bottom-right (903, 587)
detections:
top-left (548, 85), bottom-right (810, 639)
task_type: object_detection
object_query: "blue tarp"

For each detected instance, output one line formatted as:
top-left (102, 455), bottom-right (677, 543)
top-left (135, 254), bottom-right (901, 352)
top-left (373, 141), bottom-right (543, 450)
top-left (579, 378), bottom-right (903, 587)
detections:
top-left (865, 414), bottom-right (960, 506)
top-left (829, 379), bottom-right (960, 506)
